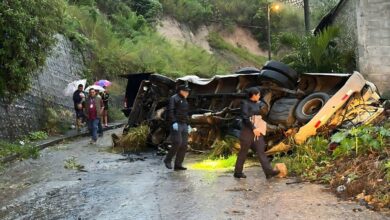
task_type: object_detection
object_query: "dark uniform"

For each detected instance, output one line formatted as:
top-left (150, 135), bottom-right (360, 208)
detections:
top-left (73, 90), bottom-right (85, 121)
top-left (234, 99), bottom-right (275, 177)
top-left (164, 93), bottom-right (189, 168)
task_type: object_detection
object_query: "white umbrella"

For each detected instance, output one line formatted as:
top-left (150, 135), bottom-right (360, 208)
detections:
top-left (84, 85), bottom-right (105, 93)
top-left (64, 79), bottom-right (87, 96)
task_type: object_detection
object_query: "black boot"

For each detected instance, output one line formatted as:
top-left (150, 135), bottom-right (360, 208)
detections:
top-left (265, 169), bottom-right (280, 179)
top-left (234, 173), bottom-right (247, 179)
top-left (164, 160), bottom-right (172, 169)
top-left (174, 166), bottom-right (187, 171)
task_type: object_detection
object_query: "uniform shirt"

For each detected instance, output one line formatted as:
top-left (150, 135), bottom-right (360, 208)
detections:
top-left (168, 94), bottom-right (189, 124)
top-left (240, 99), bottom-right (267, 130)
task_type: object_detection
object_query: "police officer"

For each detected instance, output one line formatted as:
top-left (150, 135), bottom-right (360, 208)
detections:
top-left (164, 84), bottom-right (191, 171)
top-left (234, 87), bottom-right (280, 179)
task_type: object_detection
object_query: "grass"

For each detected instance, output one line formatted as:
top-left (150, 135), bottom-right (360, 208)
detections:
top-left (0, 140), bottom-right (40, 161)
top-left (108, 107), bottom-right (127, 121)
top-left (189, 155), bottom-right (237, 171)
top-left (112, 125), bottom-right (150, 153)
top-left (210, 136), bottom-right (240, 158)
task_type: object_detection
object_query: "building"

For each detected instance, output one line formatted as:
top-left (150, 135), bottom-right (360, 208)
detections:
top-left (316, 0), bottom-right (390, 97)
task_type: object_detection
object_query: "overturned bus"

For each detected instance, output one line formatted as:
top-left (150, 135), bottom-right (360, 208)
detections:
top-left (119, 61), bottom-right (386, 154)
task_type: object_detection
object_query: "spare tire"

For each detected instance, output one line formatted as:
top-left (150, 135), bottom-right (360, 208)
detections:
top-left (236, 67), bottom-right (261, 74)
top-left (149, 74), bottom-right (175, 88)
top-left (262, 60), bottom-right (298, 83)
top-left (295, 92), bottom-right (330, 123)
top-left (259, 70), bottom-right (296, 90)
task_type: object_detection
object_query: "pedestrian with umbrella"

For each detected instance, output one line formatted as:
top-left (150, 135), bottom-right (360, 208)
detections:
top-left (69, 80), bottom-right (87, 131)
top-left (94, 80), bottom-right (112, 127)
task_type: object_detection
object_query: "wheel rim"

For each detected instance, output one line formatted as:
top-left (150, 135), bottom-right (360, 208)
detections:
top-left (302, 98), bottom-right (325, 117)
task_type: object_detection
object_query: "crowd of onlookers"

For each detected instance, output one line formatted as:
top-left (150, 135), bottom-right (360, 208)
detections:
top-left (72, 84), bottom-right (110, 144)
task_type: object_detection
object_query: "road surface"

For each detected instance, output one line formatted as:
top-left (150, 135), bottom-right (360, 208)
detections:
top-left (0, 128), bottom-right (388, 220)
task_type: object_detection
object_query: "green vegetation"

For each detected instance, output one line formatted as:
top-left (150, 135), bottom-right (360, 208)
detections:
top-left (273, 124), bottom-right (390, 209)
top-left (26, 131), bottom-right (49, 142)
top-left (112, 125), bottom-right (150, 152)
top-left (64, 156), bottom-right (85, 171)
top-left (108, 108), bottom-right (127, 121)
top-left (0, 140), bottom-right (39, 160)
top-left (64, 2), bottom-right (229, 79)
top-left (45, 108), bottom-right (73, 135)
top-left (331, 126), bottom-right (390, 158)
top-left (0, 0), bottom-right (65, 102)
top-left (280, 26), bottom-right (355, 73)
top-left (209, 135), bottom-right (240, 159)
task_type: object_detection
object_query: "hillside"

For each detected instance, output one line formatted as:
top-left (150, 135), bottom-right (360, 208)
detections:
top-left (60, 0), bottom-right (310, 80)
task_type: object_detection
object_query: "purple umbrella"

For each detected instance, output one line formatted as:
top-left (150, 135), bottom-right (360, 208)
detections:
top-left (94, 80), bottom-right (112, 87)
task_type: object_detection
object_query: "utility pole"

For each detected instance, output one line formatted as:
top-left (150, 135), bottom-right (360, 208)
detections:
top-left (267, 3), bottom-right (272, 60)
top-left (303, 0), bottom-right (310, 33)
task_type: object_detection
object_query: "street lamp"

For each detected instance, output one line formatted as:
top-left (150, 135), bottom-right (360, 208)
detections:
top-left (267, 2), bottom-right (281, 60)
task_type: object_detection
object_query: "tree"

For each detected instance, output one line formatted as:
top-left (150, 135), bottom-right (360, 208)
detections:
top-left (0, 0), bottom-right (64, 102)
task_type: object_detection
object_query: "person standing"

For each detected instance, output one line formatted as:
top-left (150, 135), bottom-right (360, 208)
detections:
top-left (164, 84), bottom-right (191, 171)
top-left (102, 86), bottom-right (110, 127)
top-left (85, 88), bottom-right (104, 144)
top-left (73, 84), bottom-right (85, 132)
top-left (234, 87), bottom-right (280, 179)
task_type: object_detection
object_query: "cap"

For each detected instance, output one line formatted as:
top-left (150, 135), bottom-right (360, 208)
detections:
top-left (177, 84), bottom-right (191, 91)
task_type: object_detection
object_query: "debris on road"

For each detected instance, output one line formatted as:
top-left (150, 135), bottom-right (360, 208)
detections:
top-left (64, 157), bottom-right (86, 172)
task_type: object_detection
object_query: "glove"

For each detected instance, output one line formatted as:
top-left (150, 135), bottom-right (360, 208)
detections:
top-left (172, 122), bottom-right (179, 131)
top-left (187, 125), bottom-right (192, 133)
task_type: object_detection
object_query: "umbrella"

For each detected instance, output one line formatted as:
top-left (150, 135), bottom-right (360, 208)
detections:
top-left (64, 79), bottom-right (87, 96)
top-left (94, 79), bottom-right (112, 87)
top-left (84, 85), bottom-right (105, 93)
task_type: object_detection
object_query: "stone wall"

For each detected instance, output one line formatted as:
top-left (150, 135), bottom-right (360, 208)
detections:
top-left (356, 0), bottom-right (390, 97)
top-left (0, 35), bottom-right (84, 139)
top-left (332, 0), bottom-right (359, 66)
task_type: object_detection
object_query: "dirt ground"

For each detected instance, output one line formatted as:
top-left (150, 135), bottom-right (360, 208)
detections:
top-left (0, 128), bottom-right (388, 220)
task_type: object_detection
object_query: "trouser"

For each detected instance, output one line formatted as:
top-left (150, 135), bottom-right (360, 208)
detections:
top-left (88, 119), bottom-right (100, 141)
top-left (234, 128), bottom-right (273, 175)
top-left (165, 123), bottom-right (188, 167)
top-left (98, 118), bottom-right (103, 136)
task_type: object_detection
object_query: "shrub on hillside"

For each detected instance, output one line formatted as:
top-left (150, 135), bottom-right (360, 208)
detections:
top-left (0, 0), bottom-right (65, 102)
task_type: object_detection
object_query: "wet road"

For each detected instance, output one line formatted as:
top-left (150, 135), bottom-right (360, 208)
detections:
top-left (0, 128), bottom-right (388, 220)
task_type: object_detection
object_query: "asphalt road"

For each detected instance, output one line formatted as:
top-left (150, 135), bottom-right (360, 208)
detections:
top-left (0, 128), bottom-right (388, 220)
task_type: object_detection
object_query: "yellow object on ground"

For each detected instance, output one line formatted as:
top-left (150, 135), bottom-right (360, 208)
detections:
top-left (275, 163), bottom-right (288, 178)
top-left (265, 142), bottom-right (291, 155)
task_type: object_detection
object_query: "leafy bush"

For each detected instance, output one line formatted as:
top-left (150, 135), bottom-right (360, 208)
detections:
top-left (0, 0), bottom-right (65, 102)
top-left (0, 140), bottom-right (39, 160)
top-left (27, 131), bottom-right (49, 142)
top-left (160, 0), bottom-right (212, 29)
top-left (281, 26), bottom-right (355, 73)
top-left (331, 126), bottom-right (390, 158)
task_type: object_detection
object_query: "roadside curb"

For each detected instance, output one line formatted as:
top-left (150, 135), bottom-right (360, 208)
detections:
top-left (0, 122), bottom-right (125, 164)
